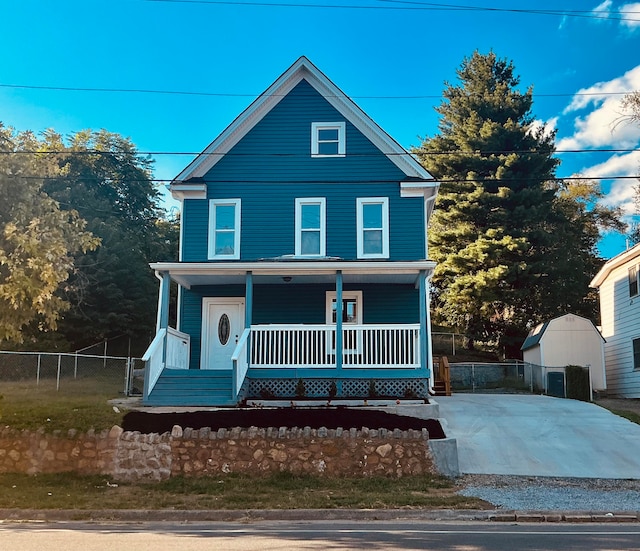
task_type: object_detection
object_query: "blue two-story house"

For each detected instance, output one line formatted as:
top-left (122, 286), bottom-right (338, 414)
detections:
top-left (142, 57), bottom-right (440, 406)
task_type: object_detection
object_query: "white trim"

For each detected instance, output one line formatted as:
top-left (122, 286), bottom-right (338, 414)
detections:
top-left (171, 56), bottom-right (436, 184)
top-left (356, 197), bottom-right (389, 259)
top-left (208, 198), bottom-right (241, 260)
top-left (295, 197), bottom-right (326, 257)
top-left (591, 242), bottom-right (640, 288)
top-left (311, 122), bottom-right (345, 157)
top-left (170, 182), bottom-right (207, 201)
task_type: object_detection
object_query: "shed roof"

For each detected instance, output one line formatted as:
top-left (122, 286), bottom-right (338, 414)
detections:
top-left (520, 314), bottom-right (604, 352)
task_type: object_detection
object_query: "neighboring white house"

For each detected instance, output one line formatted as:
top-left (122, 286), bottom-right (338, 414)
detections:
top-left (520, 313), bottom-right (606, 393)
top-left (590, 243), bottom-right (640, 398)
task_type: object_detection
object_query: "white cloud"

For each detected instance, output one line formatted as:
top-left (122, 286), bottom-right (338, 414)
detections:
top-left (558, 64), bottom-right (640, 150)
top-left (593, 0), bottom-right (613, 17)
top-left (529, 116), bottom-right (558, 139)
top-left (621, 2), bottom-right (640, 28)
top-left (577, 151), bottom-right (640, 215)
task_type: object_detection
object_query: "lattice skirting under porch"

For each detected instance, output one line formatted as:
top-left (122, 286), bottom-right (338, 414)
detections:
top-left (246, 378), bottom-right (428, 400)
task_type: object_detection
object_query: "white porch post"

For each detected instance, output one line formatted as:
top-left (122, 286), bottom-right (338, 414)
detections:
top-left (155, 271), bottom-right (171, 332)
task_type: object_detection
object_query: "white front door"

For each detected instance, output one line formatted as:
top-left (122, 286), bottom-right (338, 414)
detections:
top-left (201, 297), bottom-right (245, 370)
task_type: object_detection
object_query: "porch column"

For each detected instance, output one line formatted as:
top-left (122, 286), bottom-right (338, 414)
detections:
top-left (335, 270), bottom-right (343, 372)
top-left (419, 269), bottom-right (428, 373)
top-left (245, 271), bottom-right (253, 328)
top-left (156, 271), bottom-right (171, 332)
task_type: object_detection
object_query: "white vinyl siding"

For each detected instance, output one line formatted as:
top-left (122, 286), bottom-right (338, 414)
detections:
top-left (598, 259), bottom-right (640, 396)
top-left (295, 198), bottom-right (326, 257)
top-left (356, 197), bottom-right (389, 259)
top-left (208, 199), bottom-right (241, 260)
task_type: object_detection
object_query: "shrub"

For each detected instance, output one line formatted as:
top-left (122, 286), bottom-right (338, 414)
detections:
top-left (566, 365), bottom-right (590, 401)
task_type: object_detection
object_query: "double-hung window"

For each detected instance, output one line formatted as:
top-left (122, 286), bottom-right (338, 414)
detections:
top-left (295, 198), bottom-right (326, 256)
top-left (630, 265), bottom-right (639, 297)
top-left (208, 199), bottom-right (241, 259)
top-left (311, 122), bottom-right (345, 157)
top-left (633, 338), bottom-right (640, 370)
top-left (356, 197), bottom-right (389, 259)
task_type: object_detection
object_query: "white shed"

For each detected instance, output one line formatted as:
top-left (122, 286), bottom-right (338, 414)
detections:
top-left (521, 313), bottom-right (606, 392)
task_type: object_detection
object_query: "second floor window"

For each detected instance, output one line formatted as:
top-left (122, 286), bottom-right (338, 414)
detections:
top-left (357, 197), bottom-right (389, 259)
top-left (209, 198), bottom-right (241, 259)
top-left (630, 265), bottom-right (639, 297)
top-left (295, 198), bottom-right (326, 256)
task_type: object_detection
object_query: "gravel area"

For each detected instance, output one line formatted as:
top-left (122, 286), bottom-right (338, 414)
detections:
top-left (458, 475), bottom-right (640, 512)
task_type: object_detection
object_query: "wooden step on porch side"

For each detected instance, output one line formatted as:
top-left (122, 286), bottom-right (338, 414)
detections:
top-left (145, 368), bottom-right (237, 407)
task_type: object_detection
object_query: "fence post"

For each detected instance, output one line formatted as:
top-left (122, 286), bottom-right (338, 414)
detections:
top-left (472, 363), bottom-right (476, 392)
top-left (103, 339), bottom-right (108, 369)
top-left (124, 358), bottom-right (132, 396)
top-left (74, 353), bottom-right (78, 379)
top-left (37, 354), bottom-right (41, 386)
top-left (56, 354), bottom-right (62, 391)
top-left (452, 333), bottom-right (456, 356)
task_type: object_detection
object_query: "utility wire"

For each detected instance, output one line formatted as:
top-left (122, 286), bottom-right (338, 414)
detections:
top-left (145, 0), bottom-right (640, 22)
top-left (4, 174), bottom-right (639, 183)
top-left (0, 82), bottom-right (633, 99)
top-left (1, 148), bottom-right (638, 156)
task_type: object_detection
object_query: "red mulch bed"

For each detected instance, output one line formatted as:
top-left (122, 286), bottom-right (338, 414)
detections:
top-left (122, 408), bottom-right (445, 439)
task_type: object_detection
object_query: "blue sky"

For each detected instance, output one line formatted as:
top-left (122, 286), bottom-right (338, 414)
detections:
top-left (3, 0), bottom-right (640, 258)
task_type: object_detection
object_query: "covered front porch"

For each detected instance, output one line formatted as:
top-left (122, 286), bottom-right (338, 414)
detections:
top-left (143, 261), bottom-right (435, 406)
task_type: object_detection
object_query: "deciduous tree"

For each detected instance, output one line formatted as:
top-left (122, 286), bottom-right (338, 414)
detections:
top-left (0, 125), bottom-right (98, 342)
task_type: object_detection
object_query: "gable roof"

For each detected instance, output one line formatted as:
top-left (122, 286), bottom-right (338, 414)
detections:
top-left (590, 242), bottom-right (640, 288)
top-left (521, 313), bottom-right (604, 351)
top-left (172, 56), bottom-right (437, 187)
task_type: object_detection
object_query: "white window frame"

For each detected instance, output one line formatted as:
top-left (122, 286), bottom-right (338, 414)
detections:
top-left (295, 197), bottom-right (326, 257)
top-left (208, 198), bottom-right (241, 260)
top-left (356, 197), bottom-right (389, 259)
top-left (311, 122), bottom-right (346, 157)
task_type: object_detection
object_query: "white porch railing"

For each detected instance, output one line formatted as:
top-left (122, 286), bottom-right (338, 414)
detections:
top-left (232, 328), bottom-right (251, 398)
top-left (250, 324), bottom-right (420, 369)
top-left (165, 327), bottom-right (190, 370)
top-left (142, 327), bottom-right (190, 398)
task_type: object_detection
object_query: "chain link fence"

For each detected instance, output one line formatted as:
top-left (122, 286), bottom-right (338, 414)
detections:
top-left (449, 361), bottom-right (541, 394)
top-left (448, 361), bottom-right (587, 398)
top-left (0, 350), bottom-right (143, 396)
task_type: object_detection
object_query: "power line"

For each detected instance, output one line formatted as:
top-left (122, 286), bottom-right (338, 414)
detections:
top-left (1, 148), bottom-right (638, 156)
top-left (0, 82), bottom-right (633, 99)
top-left (4, 174), bottom-right (639, 184)
top-left (145, 0), bottom-right (640, 22)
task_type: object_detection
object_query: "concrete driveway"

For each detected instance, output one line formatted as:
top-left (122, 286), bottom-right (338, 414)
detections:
top-left (437, 394), bottom-right (640, 478)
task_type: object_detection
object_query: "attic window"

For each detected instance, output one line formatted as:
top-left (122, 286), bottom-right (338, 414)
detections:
top-left (311, 122), bottom-right (345, 157)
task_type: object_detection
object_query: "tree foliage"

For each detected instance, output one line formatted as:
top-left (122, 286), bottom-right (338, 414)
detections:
top-left (415, 52), bottom-right (621, 355)
top-left (0, 125), bottom-right (98, 342)
top-left (38, 130), bottom-right (178, 352)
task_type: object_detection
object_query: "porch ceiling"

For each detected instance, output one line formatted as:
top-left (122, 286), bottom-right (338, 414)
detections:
top-left (150, 260), bottom-right (436, 289)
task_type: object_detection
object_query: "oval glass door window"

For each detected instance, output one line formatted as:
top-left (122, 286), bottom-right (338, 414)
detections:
top-left (218, 313), bottom-right (230, 345)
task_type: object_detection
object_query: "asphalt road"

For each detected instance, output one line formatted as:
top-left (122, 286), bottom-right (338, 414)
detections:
top-left (2, 521), bottom-right (640, 550)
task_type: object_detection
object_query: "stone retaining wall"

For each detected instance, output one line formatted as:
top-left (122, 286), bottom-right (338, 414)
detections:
top-left (0, 425), bottom-right (436, 481)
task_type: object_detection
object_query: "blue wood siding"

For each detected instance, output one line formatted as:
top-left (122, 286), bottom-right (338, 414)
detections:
top-left (181, 283), bottom-right (419, 369)
top-left (180, 79), bottom-right (426, 262)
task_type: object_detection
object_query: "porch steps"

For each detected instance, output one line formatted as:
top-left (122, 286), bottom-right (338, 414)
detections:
top-left (146, 369), bottom-right (237, 407)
